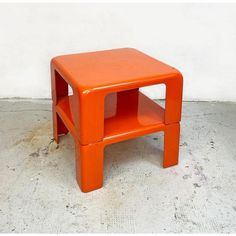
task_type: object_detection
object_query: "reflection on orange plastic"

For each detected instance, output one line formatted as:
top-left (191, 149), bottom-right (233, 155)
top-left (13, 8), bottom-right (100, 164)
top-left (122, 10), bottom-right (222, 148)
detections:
top-left (51, 48), bottom-right (183, 192)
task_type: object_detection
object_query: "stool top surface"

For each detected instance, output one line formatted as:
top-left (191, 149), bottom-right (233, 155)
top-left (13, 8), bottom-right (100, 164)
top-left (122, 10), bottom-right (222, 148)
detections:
top-left (52, 48), bottom-right (181, 93)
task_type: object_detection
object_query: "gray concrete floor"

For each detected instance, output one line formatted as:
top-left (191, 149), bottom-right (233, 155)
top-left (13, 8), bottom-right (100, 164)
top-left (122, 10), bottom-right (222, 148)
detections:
top-left (0, 99), bottom-right (236, 233)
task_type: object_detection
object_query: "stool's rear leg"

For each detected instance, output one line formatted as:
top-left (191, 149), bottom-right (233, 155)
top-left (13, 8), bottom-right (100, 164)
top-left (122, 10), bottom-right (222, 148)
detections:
top-left (53, 107), bottom-right (68, 143)
top-left (163, 123), bottom-right (180, 168)
top-left (51, 68), bottom-right (69, 143)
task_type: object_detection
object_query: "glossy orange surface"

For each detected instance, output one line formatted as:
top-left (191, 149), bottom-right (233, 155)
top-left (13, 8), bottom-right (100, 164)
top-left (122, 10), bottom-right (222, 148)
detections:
top-left (52, 48), bottom-right (181, 92)
top-left (51, 48), bottom-right (183, 192)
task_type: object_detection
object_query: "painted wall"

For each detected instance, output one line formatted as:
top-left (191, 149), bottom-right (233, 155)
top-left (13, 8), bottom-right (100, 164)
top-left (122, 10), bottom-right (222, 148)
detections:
top-left (0, 3), bottom-right (236, 101)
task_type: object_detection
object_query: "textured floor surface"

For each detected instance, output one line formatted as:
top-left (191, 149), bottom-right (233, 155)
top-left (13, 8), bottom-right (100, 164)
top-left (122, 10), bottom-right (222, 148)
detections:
top-left (0, 99), bottom-right (236, 233)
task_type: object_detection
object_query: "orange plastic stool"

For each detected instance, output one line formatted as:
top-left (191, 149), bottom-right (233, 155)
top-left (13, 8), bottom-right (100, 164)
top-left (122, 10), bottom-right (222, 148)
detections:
top-left (51, 48), bottom-right (183, 192)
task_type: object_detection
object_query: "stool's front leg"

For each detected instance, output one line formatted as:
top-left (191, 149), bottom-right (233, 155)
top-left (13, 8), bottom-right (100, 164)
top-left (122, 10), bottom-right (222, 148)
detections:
top-left (79, 91), bottom-right (105, 145)
top-left (75, 141), bottom-right (104, 192)
top-left (163, 73), bottom-right (183, 167)
top-left (73, 90), bottom-right (105, 192)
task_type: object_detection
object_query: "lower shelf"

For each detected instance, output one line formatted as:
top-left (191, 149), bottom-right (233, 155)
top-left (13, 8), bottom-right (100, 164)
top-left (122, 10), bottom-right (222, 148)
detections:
top-left (56, 91), bottom-right (165, 144)
top-left (103, 91), bottom-right (165, 142)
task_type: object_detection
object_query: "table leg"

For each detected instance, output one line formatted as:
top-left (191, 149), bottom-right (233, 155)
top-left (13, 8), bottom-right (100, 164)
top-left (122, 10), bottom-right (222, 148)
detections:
top-left (165, 74), bottom-right (183, 124)
top-left (75, 141), bottom-right (104, 192)
top-left (163, 123), bottom-right (180, 168)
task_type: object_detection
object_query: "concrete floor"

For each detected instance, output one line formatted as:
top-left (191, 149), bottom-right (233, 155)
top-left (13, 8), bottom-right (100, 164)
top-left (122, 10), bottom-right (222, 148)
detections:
top-left (0, 99), bottom-right (236, 233)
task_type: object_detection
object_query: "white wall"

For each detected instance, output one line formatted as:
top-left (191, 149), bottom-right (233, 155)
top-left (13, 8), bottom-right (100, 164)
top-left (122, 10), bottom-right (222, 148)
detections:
top-left (0, 3), bottom-right (236, 101)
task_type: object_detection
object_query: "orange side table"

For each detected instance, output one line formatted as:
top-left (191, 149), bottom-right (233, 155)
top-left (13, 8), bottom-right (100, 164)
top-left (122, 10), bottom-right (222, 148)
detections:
top-left (51, 48), bottom-right (183, 192)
